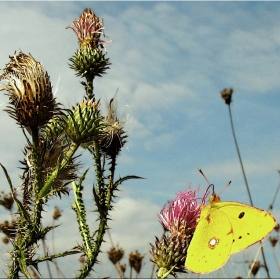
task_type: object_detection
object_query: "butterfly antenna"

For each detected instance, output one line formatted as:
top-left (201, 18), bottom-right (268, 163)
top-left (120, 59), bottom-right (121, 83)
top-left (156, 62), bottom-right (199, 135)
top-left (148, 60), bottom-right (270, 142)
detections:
top-left (219, 180), bottom-right (232, 196)
top-left (198, 168), bottom-right (214, 202)
top-left (198, 168), bottom-right (211, 185)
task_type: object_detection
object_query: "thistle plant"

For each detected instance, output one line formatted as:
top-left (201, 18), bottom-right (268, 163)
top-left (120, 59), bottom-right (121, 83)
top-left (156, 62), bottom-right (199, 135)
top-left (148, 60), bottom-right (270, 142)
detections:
top-left (150, 186), bottom-right (206, 278)
top-left (0, 8), bottom-right (141, 278)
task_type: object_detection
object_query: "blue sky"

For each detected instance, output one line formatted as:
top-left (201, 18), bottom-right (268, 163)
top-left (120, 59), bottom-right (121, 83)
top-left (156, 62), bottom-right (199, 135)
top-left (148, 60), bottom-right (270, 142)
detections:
top-left (0, 1), bottom-right (279, 278)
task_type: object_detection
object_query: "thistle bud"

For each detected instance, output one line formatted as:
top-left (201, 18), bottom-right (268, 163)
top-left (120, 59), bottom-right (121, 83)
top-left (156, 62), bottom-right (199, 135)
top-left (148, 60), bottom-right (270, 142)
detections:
top-left (67, 8), bottom-right (112, 80)
top-left (64, 98), bottom-right (103, 144)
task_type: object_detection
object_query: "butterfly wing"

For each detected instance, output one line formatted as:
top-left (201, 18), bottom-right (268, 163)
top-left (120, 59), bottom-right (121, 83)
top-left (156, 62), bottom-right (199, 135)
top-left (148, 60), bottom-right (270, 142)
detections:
top-left (185, 204), bottom-right (234, 274)
top-left (213, 202), bottom-right (276, 255)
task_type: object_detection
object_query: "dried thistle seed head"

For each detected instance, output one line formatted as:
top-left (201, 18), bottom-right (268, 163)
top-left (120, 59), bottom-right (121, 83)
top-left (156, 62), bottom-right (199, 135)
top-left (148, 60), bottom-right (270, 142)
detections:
top-left (269, 236), bottom-right (278, 247)
top-left (65, 98), bottom-right (103, 144)
top-left (220, 87), bottom-right (233, 105)
top-left (0, 190), bottom-right (15, 211)
top-left (99, 98), bottom-right (128, 157)
top-left (107, 246), bottom-right (124, 264)
top-left (0, 219), bottom-right (16, 239)
top-left (66, 8), bottom-right (112, 50)
top-left (120, 264), bottom-right (126, 273)
top-left (129, 250), bottom-right (144, 274)
top-left (0, 52), bottom-right (57, 128)
top-left (249, 261), bottom-right (261, 276)
top-left (53, 206), bottom-right (62, 220)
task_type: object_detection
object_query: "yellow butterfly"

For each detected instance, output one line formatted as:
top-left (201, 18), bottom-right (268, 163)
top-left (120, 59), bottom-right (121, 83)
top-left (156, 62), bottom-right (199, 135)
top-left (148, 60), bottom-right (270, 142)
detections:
top-left (185, 187), bottom-right (276, 274)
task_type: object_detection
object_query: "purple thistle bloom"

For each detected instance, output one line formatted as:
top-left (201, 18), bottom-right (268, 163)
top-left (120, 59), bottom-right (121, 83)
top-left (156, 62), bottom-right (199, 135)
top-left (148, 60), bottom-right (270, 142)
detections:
top-left (67, 8), bottom-right (112, 50)
top-left (158, 185), bottom-right (208, 236)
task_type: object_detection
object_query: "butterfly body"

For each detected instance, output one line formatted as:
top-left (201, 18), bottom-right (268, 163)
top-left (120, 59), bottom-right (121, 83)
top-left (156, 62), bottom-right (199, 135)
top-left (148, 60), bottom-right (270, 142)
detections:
top-left (185, 194), bottom-right (276, 274)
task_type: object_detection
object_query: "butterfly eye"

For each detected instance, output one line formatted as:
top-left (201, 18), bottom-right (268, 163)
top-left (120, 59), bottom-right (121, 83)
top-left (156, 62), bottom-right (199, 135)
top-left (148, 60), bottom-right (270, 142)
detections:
top-left (208, 237), bottom-right (219, 249)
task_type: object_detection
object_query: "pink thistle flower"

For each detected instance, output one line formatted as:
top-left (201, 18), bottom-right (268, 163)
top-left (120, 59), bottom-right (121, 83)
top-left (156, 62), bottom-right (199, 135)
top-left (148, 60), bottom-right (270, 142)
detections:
top-left (159, 185), bottom-right (208, 237)
top-left (66, 8), bottom-right (112, 50)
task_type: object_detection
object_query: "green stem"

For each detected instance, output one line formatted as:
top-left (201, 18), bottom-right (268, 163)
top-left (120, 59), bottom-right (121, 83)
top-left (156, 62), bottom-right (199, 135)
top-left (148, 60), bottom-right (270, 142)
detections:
top-left (76, 143), bottom-right (110, 278)
top-left (86, 77), bottom-right (94, 100)
top-left (76, 214), bottom-right (108, 279)
top-left (30, 127), bottom-right (43, 194)
top-left (72, 180), bottom-right (92, 256)
top-left (38, 141), bottom-right (79, 199)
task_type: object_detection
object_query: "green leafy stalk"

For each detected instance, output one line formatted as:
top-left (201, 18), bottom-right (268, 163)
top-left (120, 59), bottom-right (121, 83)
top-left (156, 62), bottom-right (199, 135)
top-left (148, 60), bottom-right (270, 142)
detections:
top-left (72, 169), bottom-right (93, 256)
top-left (38, 141), bottom-right (79, 199)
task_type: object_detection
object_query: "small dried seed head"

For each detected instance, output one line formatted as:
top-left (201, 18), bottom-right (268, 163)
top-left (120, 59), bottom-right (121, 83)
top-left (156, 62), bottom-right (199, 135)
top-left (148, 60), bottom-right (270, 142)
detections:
top-left (249, 261), bottom-right (261, 276)
top-left (107, 246), bottom-right (124, 264)
top-left (0, 190), bottom-right (15, 211)
top-left (269, 236), bottom-right (278, 247)
top-left (120, 264), bottom-right (126, 273)
top-left (53, 206), bottom-right (62, 220)
top-left (0, 219), bottom-right (16, 239)
top-left (220, 87), bottom-right (233, 105)
top-left (129, 250), bottom-right (144, 274)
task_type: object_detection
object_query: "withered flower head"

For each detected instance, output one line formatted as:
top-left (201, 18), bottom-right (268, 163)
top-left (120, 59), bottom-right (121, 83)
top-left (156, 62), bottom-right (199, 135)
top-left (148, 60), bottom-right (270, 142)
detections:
top-left (0, 190), bottom-right (15, 211)
top-left (67, 8), bottom-right (111, 50)
top-left (249, 261), bottom-right (261, 276)
top-left (0, 219), bottom-right (16, 239)
top-left (99, 97), bottom-right (127, 157)
top-left (129, 250), bottom-right (144, 274)
top-left (269, 236), bottom-right (278, 247)
top-left (53, 206), bottom-right (62, 220)
top-left (107, 245), bottom-right (124, 265)
top-left (0, 51), bottom-right (57, 128)
top-left (220, 87), bottom-right (233, 105)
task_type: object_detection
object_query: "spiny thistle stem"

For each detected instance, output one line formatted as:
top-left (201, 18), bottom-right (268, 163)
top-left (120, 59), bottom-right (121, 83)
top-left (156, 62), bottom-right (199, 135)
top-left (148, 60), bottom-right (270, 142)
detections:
top-left (72, 178), bottom-right (92, 257)
top-left (76, 142), bottom-right (108, 278)
top-left (93, 141), bottom-right (106, 213)
top-left (85, 78), bottom-right (94, 101)
top-left (30, 127), bottom-right (43, 194)
top-left (38, 141), bottom-right (79, 199)
top-left (76, 214), bottom-right (108, 279)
